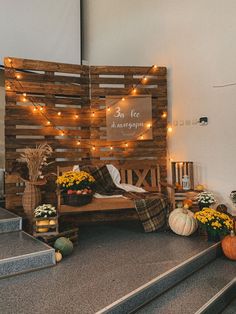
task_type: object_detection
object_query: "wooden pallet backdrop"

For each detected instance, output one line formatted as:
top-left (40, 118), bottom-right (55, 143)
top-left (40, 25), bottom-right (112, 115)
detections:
top-left (4, 58), bottom-right (167, 214)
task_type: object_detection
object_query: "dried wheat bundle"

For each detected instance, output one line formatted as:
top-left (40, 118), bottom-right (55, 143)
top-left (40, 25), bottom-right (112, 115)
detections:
top-left (18, 143), bottom-right (53, 182)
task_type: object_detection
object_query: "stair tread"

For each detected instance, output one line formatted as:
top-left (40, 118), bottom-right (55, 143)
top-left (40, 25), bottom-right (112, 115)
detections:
top-left (222, 298), bottom-right (236, 313)
top-left (137, 257), bottom-right (236, 314)
top-left (0, 231), bottom-right (52, 260)
top-left (0, 208), bottom-right (20, 221)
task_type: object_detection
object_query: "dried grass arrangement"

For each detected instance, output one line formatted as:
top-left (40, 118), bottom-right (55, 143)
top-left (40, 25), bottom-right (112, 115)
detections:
top-left (18, 143), bottom-right (53, 182)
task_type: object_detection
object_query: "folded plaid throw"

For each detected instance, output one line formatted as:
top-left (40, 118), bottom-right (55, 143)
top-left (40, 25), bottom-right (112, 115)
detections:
top-left (81, 165), bottom-right (170, 232)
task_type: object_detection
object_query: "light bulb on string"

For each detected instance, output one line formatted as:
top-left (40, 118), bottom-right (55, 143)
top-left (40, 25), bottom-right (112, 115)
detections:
top-left (147, 123), bottom-right (152, 129)
top-left (153, 64), bottom-right (158, 70)
top-left (23, 93), bottom-right (27, 97)
top-left (91, 112), bottom-right (95, 117)
top-left (57, 111), bottom-right (61, 116)
top-left (6, 86), bottom-right (11, 90)
top-left (22, 97), bottom-right (27, 102)
top-left (140, 135), bottom-right (144, 140)
top-left (143, 76), bottom-right (147, 83)
top-left (125, 143), bottom-right (128, 147)
top-left (7, 58), bottom-right (12, 63)
top-left (133, 88), bottom-right (137, 94)
top-left (122, 97), bottom-right (125, 101)
top-left (46, 121), bottom-right (51, 125)
top-left (60, 131), bottom-right (65, 136)
top-left (39, 107), bottom-right (43, 112)
top-left (92, 145), bottom-right (96, 151)
top-left (107, 107), bottom-right (111, 112)
top-left (167, 124), bottom-right (173, 133)
top-left (77, 140), bottom-right (81, 145)
top-left (33, 107), bottom-right (37, 112)
top-left (16, 74), bottom-right (21, 80)
top-left (110, 146), bottom-right (113, 150)
top-left (74, 114), bottom-right (79, 119)
top-left (161, 111), bottom-right (167, 119)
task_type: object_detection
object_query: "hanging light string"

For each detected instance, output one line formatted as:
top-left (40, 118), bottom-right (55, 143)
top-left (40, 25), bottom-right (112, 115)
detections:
top-left (5, 58), bottom-right (168, 149)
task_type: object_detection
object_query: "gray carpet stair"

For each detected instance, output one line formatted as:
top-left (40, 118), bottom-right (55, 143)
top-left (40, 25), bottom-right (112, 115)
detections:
top-left (0, 208), bottom-right (55, 278)
top-left (0, 207), bottom-right (22, 233)
top-left (135, 257), bottom-right (236, 314)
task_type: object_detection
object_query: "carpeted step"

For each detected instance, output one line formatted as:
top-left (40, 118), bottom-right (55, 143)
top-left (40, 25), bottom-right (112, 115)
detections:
top-left (97, 241), bottom-right (221, 314)
top-left (0, 207), bottom-right (22, 233)
top-left (0, 230), bottom-right (55, 278)
top-left (135, 257), bottom-right (236, 314)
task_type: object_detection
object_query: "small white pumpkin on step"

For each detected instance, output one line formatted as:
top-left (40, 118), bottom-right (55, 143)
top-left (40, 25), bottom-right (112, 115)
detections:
top-left (169, 207), bottom-right (198, 236)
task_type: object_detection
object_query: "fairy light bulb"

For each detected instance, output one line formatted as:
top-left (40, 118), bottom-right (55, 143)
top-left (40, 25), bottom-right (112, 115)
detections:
top-left (125, 143), bottom-right (128, 147)
top-left (161, 111), bottom-right (167, 119)
top-left (60, 131), bottom-right (65, 136)
top-left (92, 145), bottom-right (96, 151)
top-left (47, 121), bottom-right (51, 125)
top-left (107, 107), bottom-right (111, 112)
top-left (143, 77), bottom-right (147, 82)
top-left (122, 97), bottom-right (125, 101)
top-left (16, 74), bottom-right (21, 79)
top-left (133, 88), bottom-right (137, 93)
top-left (75, 114), bottom-right (79, 119)
top-left (167, 124), bottom-right (173, 133)
top-left (8, 58), bottom-right (12, 63)
top-left (147, 123), bottom-right (152, 129)
top-left (6, 86), bottom-right (11, 90)
top-left (92, 112), bottom-right (95, 117)
top-left (110, 146), bottom-right (113, 150)
top-left (153, 64), bottom-right (157, 70)
top-left (33, 107), bottom-right (37, 112)
top-left (39, 107), bottom-right (43, 111)
top-left (58, 111), bottom-right (61, 116)
top-left (77, 140), bottom-right (81, 145)
top-left (23, 97), bottom-right (27, 102)
top-left (23, 93), bottom-right (27, 97)
top-left (140, 135), bottom-right (144, 140)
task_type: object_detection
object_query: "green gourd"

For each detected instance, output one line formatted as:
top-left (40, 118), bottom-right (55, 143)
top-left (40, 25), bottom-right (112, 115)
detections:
top-left (54, 237), bottom-right (73, 256)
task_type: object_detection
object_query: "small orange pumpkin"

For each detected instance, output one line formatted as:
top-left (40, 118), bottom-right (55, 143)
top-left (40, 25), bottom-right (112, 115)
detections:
top-left (222, 231), bottom-right (236, 260)
top-left (183, 199), bottom-right (193, 207)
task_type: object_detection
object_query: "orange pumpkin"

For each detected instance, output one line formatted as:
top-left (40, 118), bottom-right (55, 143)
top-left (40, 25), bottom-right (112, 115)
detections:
top-left (222, 231), bottom-right (236, 260)
top-left (183, 199), bottom-right (193, 207)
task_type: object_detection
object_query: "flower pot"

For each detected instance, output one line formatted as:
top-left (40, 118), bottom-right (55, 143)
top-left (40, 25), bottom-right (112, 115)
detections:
top-left (62, 193), bottom-right (93, 207)
top-left (207, 230), bottom-right (221, 242)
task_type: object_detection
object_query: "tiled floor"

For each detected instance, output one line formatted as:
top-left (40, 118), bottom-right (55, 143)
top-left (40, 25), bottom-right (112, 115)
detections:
top-left (0, 222), bottom-right (214, 314)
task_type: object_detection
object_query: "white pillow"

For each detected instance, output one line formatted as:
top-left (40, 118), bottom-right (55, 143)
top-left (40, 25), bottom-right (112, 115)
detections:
top-left (106, 164), bottom-right (121, 184)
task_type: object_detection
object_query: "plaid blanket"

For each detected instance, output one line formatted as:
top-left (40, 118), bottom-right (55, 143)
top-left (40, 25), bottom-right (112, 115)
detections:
top-left (81, 165), bottom-right (170, 232)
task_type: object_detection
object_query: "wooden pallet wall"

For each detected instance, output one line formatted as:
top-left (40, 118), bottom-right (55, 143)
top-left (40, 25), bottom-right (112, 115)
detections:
top-left (4, 58), bottom-right (167, 213)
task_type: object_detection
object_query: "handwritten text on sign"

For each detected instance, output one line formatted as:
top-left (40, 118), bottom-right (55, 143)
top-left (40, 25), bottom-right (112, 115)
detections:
top-left (106, 95), bottom-right (153, 140)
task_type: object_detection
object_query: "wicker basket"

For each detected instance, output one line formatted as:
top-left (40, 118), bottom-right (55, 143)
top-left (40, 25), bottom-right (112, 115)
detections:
top-left (62, 193), bottom-right (93, 207)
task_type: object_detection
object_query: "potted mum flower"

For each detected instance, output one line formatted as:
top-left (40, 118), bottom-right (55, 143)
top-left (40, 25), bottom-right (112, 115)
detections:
top-left (195, 208), bottom-right (233, 242)
top-left (56, 171), bottom-right (95, 206)
top-left (197, 191), bottom-right (216, 210)
top-left (34, 204), bottom-right (58, 235)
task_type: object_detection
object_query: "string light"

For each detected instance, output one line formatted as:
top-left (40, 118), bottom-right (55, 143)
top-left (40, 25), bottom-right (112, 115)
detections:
top-left (33, 107), bottom-right (37, 112)
top-left (125, 143), bottom-right (128, 147)
top-left (46, 121), bottom-right (51, 125)
top-left (92, 146), bottom-right (96, 151)
top-left (60, 131), bottom-right (65, 136)
top-left (7, 58), bottom-right (12, 63)
top-left (77, 140), bottom-right (81, 145)
top-left (140, 135), bottom-right (144, 140)
top-left (39, 107), bottom-right (43, 112)
top-left (22, 97), bottom-right (27, 102)
top-left (143, 76), bottom-right (147, 82)
top-left (153, 64), bottom-right (158, 70)
top-left (91, 112), bottom-right (95, 117)
top-left (133, 88), bottom-right (137, 93)
top-left (16, 74), bottom-right (21, 79)
top-left (161, 111), bottom-right (167, 119)
top-left (122, 97), bottom-right (125, 101)
top-left (110, 146), bottom-right (113, 150)
top-left (57, 111), bottom-right (61, 116)
top-left (75, 114), bottom-right (79, 119)
top-left (23, 93), bottom-right (27, 97)
top-left (147, 123), bottom-right (152, 128)
top-left (6, 86), bottom-right (11, 90)
top-left (107, 107), bottom-right (111, 112)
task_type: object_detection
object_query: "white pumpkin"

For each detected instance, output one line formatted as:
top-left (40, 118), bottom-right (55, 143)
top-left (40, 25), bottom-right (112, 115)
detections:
top-left (169, 208), bottom-right (198, 236)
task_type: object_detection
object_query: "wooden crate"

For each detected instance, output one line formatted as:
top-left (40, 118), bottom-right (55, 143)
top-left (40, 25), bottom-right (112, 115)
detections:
top-left (171, 161), bottom-right (194, 190)
top-left (38, 226), bottom-right (79, 247)
top-left (33, 216), bottom-right (58, 237)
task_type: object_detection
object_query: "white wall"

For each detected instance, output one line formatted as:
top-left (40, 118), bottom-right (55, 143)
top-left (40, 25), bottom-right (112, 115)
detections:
top-left (83, 0), bottom-right (236, 213)
top-left (0, 0), bottom-right (81, 64)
